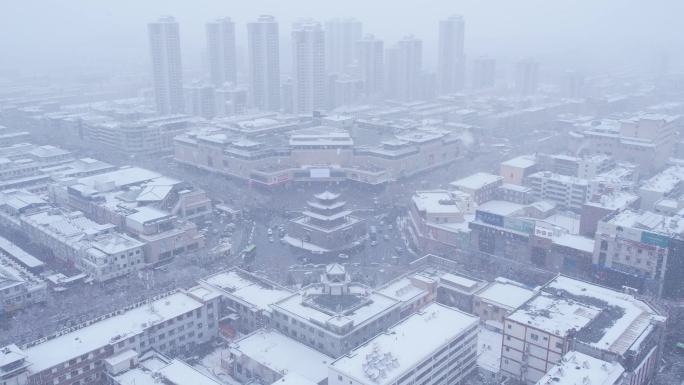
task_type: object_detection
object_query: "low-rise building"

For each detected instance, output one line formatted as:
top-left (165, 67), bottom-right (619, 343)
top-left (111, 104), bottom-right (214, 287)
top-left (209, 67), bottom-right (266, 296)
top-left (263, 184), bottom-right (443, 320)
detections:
top-left (638, 166), bottom-right (684, 210)
top-left (579, 192), bottom-right (640, 237)
top-left (500, 155), bottom-right (537, 185)
top-left (199, 268), bottom-right (293, 336)
top-left (472, 277), bottom-right (536, 327)
top-left (0, 254), bottom-right (47, 314)
top-left (535, 351), bottom-right (625, 385)
top-left (7, 287), bottom-right (220, 385)
top-left (270, 264), bottom-right (403, 357)
top-left (107, 350), bottom-right (223, 385)
top-left (527, 171), bottom-right (590, 211)
top-left (20, 209), bottom-right (145, 282)
top-left (407, 190), bottom-right (475, 252)
top-left (593, 209), bottom-right (684, 297)
top-left (228, 329), bottom-right (332, 385)
top-left (501, 275), bottom-right (665, 385)
top-left (449, 172), bottom-right (503, 204)
top-left (329, 302), bottom-right (479, 385)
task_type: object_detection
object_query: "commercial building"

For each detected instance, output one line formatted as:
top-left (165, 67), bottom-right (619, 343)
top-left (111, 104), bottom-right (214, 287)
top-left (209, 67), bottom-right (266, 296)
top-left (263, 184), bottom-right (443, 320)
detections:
top-left (407, 190), bottom-right (474, 251)
top-left (51, 166), bottom-right (209, 264)
top-left (20, 209), bottom-right (146, 282)
top-left (579, 192), bottom-right (640, 237)
top-left (270, 264), bottom-right (403, 357)
top-left (329, 302), bottom-right (479, 385)
top-left (593, 209), bottom-right (684, 297)
top-left (148, 16), bottom-right (184, 114)
top-left (174, 125), bottom-right (464, 187)
top-left (3, 287), bottom-right (220, 385)
top-left (501, 275), bottom-right (665, 385)
top-left (573, 115), bottom-right (679, 174)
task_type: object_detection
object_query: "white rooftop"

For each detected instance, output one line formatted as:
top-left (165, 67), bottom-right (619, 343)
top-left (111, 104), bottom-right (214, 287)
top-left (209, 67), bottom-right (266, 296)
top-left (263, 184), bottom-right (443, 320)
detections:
top-left (476, 279), bottom-right (536, 310)
top-left (546, 276), bottom-right (665, 355)
top-left (233, 329), bottom-right (332, 384)
top-left (477, 200), bottom-right (526, 217)
top-left (23, 291), bottom-right (203, 373)
top-left (501, 155), bottom-right (536, 169)
top-left (450, 172), bottom-right (503, 191)
top-left (201, 270), bottom-right (292, 312)
top-left (507, 292), bottom-right (600, 337)
top-left (535, 351), bottom-right (624, 385)
top-left (331, 303), bottom-right (478, 385)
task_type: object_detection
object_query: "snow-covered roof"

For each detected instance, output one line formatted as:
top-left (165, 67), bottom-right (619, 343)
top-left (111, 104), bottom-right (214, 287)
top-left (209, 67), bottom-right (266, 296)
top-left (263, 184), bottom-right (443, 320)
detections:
top-left (201, 269), bottom-right (292, 312)
top-left (330, 303), bottom-right (478, 385)
top-left (0, 235), bottom-right (44, 269)
top-left (501, 155), bottom-right (536, 169)
top-left (545, 276), bottom-right (665, 355)
top-left (411, 190), bottom-right (471, 215)
top-left (232, 329), bottom-right (332, 384)
top-left (126, 206), bottom-right (171, 224)
top-left (507, 292), bottom-right (600, 337)
top-left (639, 166), bottom-right (684, 193)
top-left (477, 200), bottom-right (526, 217)
top-left (552, 234), bottom-right (595, 253)
top-left (477, 328), bottom-right (502, 373)
top-left (23, 291), bottom-right (204, 373)
top-left (536, 351), bottom-right (624, 385)
top-left (476, 279), bottom-right (536, 310)
top-left (450, 172), bottom-right (503, 191)
top-left (584, 191), bottom-right (639, 210)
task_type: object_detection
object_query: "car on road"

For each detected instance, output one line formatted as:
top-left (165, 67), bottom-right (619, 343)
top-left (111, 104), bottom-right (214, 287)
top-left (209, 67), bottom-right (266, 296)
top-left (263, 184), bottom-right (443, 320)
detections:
top-left (338, 253), bottom-right (349, 260)
top-left (370, 240), bottom-right (378, 247)
top-left (267, 228), bottom-right (273, 236)
top-left (383, 234), bottom-right (389, 241)
top-left (269, 236), bottom-right (274, 242)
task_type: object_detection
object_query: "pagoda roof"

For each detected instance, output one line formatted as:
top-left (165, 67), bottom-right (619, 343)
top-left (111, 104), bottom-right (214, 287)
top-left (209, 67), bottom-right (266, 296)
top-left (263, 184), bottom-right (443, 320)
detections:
top-left (314, 191), bottom-right (340, 200)
top-left (302, 209), bottom-right (353, 222)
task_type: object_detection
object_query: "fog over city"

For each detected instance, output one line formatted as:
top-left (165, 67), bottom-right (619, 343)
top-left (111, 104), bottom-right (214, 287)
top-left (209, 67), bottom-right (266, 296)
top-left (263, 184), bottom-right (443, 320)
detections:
top-left (1, 1), bottom-right (684, 385)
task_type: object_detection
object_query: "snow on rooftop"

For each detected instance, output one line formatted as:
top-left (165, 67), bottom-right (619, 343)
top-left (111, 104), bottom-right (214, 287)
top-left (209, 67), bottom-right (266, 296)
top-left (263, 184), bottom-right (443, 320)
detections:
top-left (450, 172), bottom-right (503, 191)
top-left (439, 272), bottom-right (481, 291)
top-left (201, 270), bottom-right (292, 312)
top-left (23, 291), bottom-right (204, 373)
top-left (331, 303), bottom-right (478, 385)
top-left (545, 276), bottom-right (664, 355)
top-left (376, 275), bottom-right (429, 303)
top-left (507, 292), bottom-right (600, 337)
top-left (585, 192), bottom-right (639, 210)
top-left (477, 328), bottom-right (502, 373)
top-left (477, 200), bottom-right (525, 217)
top-left (501, 155), bottom-right (536, 169)
top-left (535, 351), bottom-right (624, 385)
top-left (640, 166), bottom-right (684, 193)
top-left (411, 190), bottom-right (470, 214)
top-left (553, 234), bottom-right (595, 253)
top-left (233, 329), bottom-right (332, 384)
top-left (476, 280), bottom-right (536, 310)
top-left (274, 285), bottom-right (399, 330)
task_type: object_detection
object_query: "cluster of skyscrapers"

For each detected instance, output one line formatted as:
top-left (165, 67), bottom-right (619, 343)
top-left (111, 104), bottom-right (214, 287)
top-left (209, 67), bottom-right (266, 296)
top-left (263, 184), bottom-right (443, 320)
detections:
top-left (147, 15), bottom-right (485, 117)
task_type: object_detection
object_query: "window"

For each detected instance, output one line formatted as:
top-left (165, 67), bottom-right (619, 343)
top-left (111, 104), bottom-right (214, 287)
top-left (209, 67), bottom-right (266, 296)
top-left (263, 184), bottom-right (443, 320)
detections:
top-left (530, 333), bottom-right (539, 341)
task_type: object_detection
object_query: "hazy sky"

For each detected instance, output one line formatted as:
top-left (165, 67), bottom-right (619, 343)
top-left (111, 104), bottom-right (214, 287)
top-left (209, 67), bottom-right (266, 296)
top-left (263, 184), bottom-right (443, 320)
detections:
top-left (1, 0), bottom-right (682, 76)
